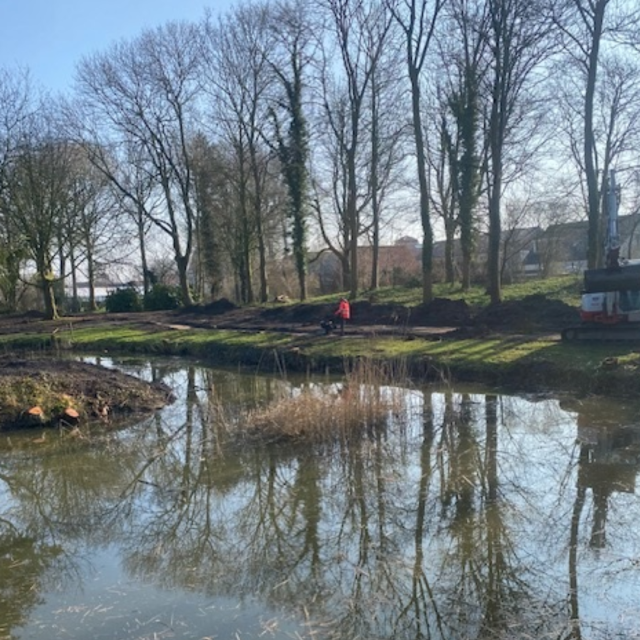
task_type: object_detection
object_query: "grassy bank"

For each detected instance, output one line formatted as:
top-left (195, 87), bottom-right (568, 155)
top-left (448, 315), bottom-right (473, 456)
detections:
top-left (3, 320), bottom-right (640, 399)
top-left (2, 275), bottom-right (639, 399)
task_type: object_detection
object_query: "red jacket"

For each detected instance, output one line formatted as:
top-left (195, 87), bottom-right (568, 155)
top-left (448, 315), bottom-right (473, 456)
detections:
top-left (335, 299), bottom-right (351, 320)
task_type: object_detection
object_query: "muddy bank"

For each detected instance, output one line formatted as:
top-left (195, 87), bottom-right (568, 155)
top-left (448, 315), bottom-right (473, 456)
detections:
top-left (0, 357), bottom-right (174, 430)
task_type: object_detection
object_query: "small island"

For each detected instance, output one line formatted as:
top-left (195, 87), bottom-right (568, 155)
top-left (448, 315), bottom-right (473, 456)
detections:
top-left (0, 357), bottom-right (174, 430)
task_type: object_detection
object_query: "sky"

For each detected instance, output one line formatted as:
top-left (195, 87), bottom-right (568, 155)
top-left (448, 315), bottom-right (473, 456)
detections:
top-left (0, 0), bottom-right (234, 94)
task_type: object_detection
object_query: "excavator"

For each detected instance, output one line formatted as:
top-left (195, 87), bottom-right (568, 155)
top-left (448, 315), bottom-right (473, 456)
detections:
top-left (562, 170), bottom-right (640, 341)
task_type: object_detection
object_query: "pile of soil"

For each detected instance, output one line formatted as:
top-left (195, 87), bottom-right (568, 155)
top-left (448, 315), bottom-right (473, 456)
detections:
top-left (260, 302), bottom-right (335, 324)
top-left (205, 297), bottom-right (473, 329)
top-left (0, 357), bottom-right (174, 430)
top-left (410, 298), bottom-right (473, 327)
top-left (0, 292), bottom-right (576, 340)
top-left (473, 294), bottom-right (578, 332)
top-left (188, 298), bottom-right (238, 315)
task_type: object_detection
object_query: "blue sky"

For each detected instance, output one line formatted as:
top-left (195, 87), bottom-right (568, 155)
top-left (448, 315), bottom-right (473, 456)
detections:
top-left (0, 0), bottom-right (234, 94)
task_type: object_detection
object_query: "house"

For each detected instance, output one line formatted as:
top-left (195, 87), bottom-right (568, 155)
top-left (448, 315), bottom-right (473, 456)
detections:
top-left (541, 214), bottom-right (640, 275)
top-left (308, 213), bottom-right (640, 292)
top-left (431, 214), bottom-right (640, 281)
top-left (431, 227), bottom-right (545, 282)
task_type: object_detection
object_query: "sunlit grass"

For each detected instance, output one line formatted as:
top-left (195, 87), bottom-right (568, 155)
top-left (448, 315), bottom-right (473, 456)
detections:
top-left (34, 320), bottom-right (639, 379)
top-left (57, 325), bottom-right (293, 353)
top-left (310, 274), bottom-right (583, 309)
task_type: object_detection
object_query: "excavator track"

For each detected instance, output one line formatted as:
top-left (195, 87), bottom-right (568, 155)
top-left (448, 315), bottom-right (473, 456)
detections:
top-left (562, 324), bottom-right (640, 342)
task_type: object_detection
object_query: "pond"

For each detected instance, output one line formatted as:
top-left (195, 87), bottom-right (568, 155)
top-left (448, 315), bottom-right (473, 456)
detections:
top-left (1, 357), bottom-right (640, 640)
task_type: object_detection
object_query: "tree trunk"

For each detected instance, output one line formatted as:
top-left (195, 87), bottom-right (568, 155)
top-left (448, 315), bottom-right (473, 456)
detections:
top-left (85, 238), bottom-right (97, 312)
top-left (444, 217), bottom-right (456, 284)
top-left (487, 176), bottom-right (502, 304)
top-left (370, 222), bottom-right (380, 291)
top-left (348, 150), bottom-right (359, 298)
top-left (370, 78), bottom-right (380, 291)
top-left (70, 249), bottom-right (80, 313)
top-left (252, 162), bottom-right (269, 303)
top-left (138, 217), bottom-right (150, 296)
top-left (409, 68), bottom-right (433, 303)
top-left (175, 255), bottom-right (194, 307)
top-left (341, 253), bottom-right (351, 292)
top-left (243, 242), bottom-right (254, 304)
top-left (39, 264), bottom-right (58, 321)
top-left (584, 2), bottom-right (607, 269)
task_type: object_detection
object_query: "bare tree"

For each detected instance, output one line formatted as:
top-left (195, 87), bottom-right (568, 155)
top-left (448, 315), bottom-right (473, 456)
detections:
top-left (190, 133), bottom-right (226, 302)
top-left (483, 0), bottom-right (550, 303)
top-left (320, 0), bottom-right (393, 298)
top-left (366, 38), bottom-right (408, 291)
top-left (443, 0), bottom-right (487, 290)
top-left (0, 67), bottom-right (32, 311)
top-left (203, 4), bottom-right (280, 304)
top-left (552, 0), bottom-right (640, 268)
top-left (70, 163), bottom-right (124, 311)
top-left (313, 87), bottom-right (367, 290)
top-left (266, 0), bottom-right (315, 301)
top-left (427, 102), bottom-right (457, 284)
top-left (389, 0), bottom-right (446, 303)
top-left (65, 125), bottom-right (162, 298)
top-left (556, 50), bottom-right (640, 265)
top-left (75, 21), bottom-right (203, 307)
top-left (5, 105), bottom-right (75, 319)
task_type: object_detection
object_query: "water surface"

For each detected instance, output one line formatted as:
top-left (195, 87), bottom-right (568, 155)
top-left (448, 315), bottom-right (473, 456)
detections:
top-left (1, 357), bottom-right (640, 639)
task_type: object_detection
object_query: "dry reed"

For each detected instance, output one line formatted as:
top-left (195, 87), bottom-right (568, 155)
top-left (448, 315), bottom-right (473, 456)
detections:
top-left (243, 358), bottom-right (406, 443)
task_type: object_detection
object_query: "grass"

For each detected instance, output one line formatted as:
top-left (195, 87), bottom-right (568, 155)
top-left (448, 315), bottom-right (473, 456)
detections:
top-left (3, 274), bottom-right (640, 399)
top-left (307, 274), bottom-right (583, 308)
top-left (40, 319), bottom-right (640, 397)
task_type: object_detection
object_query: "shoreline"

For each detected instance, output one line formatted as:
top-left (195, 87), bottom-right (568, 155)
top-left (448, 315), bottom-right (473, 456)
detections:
top-left (1, 311), bottom-right (638, 401)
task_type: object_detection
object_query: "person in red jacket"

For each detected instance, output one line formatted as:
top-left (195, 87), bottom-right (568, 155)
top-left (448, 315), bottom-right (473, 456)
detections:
top-left (334, 297), bottom-right (351, 335)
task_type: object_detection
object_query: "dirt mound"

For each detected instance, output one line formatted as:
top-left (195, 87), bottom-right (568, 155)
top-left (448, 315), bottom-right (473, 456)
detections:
top-left (474, 294), bottom-right (578, 332)
top-left (260, 301), bottom-right (417, 326)
top-left (410, 298), bottom-right (472, 326)
top-left (0, 358), bottom-right (174, 430)
top-left (190, 298), bottom-right (238, 315)
top-left (260, 303), bottom-right (334, 324)
top-left (347, 301), bottom-right (408, 325)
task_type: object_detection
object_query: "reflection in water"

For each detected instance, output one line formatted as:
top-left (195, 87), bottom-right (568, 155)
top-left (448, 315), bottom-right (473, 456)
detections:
top-left (1, 360), bottom-right (640, 639)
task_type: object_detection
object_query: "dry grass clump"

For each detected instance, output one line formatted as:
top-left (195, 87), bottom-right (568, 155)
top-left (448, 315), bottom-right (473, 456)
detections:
top-left (244, 359), bottom-right (406, 443)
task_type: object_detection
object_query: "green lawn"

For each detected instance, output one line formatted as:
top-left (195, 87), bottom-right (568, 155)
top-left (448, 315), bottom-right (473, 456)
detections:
top-left (305, 274), bottom-right (583, 309)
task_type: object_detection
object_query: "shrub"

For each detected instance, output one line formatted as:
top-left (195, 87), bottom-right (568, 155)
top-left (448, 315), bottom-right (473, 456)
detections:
top-left (144, 284), bottom-right (181, 311)
top-left (105, 287), bottom-right (142, 313)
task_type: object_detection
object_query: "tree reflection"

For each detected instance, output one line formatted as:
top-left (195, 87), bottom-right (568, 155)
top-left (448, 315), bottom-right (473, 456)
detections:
top-left (0, 532), bottom-right (62, 639)
top-left (0, 430), bottom-right (152, 638)
top-left (563, 399), bottom-right (640, 640)
top-left (480, 394), bottom-right (510, 637)
top-left (3, 366), bottom-right (640, 639)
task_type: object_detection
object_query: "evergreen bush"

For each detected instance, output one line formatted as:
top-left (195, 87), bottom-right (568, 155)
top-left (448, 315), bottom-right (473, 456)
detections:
top-left (105, 287), bottom-right (142, 313)
top-left (144, 284), bottom-right (181, 311)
